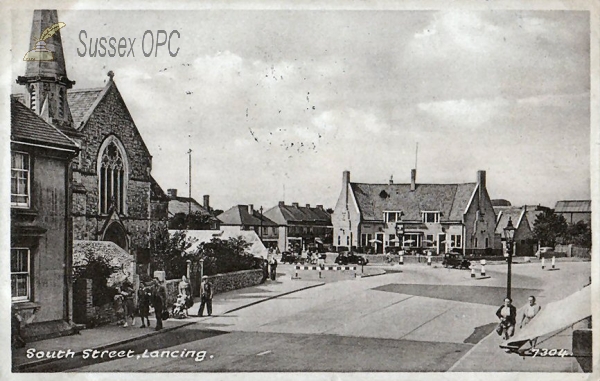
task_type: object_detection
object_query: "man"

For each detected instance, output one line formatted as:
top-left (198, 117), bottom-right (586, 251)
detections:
top-left (496, 297), bottom-right (517, 342)
top-left (197, 275), bottom-right (214, 317)
top-left (150, 279), bottom-right (167, 331)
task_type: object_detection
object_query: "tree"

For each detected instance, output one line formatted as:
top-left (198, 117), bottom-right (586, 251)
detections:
top-left (532, 209), bottom-right (568, 247)
top-left (565, 220), bottom-right (592, 248)
top-left (169, 211), bottom-right (215, 230)
top-left (149, 225), bottom-right (197, 279)
top-left (191, 236), bottom-right (258, 276)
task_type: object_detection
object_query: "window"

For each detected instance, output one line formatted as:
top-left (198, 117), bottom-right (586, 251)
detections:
top-left (403, 234), bottom-right (420, 247)
top-left (11, 248), bottom-right (30, 301)
top-left (384, 211), bottom-right (403, 223)
top-left (337, 236), bottom-right (341, 245)
top-left (474, 238), bottom-right (478, 248)
top-left (99, 140), bottom-right (127, 214)
top-left (29, 85), bottom-right (36, 111)
top-left (450, 234), bottom-right (462, 248)
top-left (11, 152), bottom-right (30, 208)
top-left (422, 212), bottom-right (440, 223)
top-left (485, 237), bottom-right (489, 248)
top-left (361, 233), bottom-right (372, 247)
top-left (425, 234), bottom-right (434, 247)
top-left (346, 236), bottom-right (350, 245)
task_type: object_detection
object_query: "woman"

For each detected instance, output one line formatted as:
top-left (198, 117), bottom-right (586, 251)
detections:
top-left (520, 295), bottom-right (541, 328)
top-left (121, 281), bottom-right (136, 328)
top-left (178, 275), bottom-right (192, 315)
top-left (496, 297), bottom-right (517, 340)
top-left (137, 286), bottom-right (152, 328)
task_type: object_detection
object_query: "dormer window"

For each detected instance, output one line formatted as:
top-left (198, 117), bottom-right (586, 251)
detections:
top-left (422, 211), bottom-right (440, 223)
top-left (384, 211), bottom-right (403, 223)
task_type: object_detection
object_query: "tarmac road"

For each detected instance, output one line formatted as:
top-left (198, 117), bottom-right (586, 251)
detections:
top-left (32, 261), bottom-right (590, 373)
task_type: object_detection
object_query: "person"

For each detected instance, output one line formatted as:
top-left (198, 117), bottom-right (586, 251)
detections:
top-left (520, 295), bottom-right (541, 329)
top-left (137, 286), bottom-right (151, 328)
top-left (150, 279), bottom-right (167, 331)
top-left (173, 293), bottom-right (189, 318)
top-left (261, 256), bottom-right (269, 283)
top-left (113, 292), bottom-right (125, 326)
top-left (496, 297), bottom-right (517, 341)
top-left (270, 258), bottom-right (278, 280)
top-left (178, 275), bottom-right (192, 316)
top-left (197, 275), bottom-right (214, 317)
top-left (121, 281), bottom-right (136, 327)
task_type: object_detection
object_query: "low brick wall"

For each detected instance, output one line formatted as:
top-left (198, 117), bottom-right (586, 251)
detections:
top-left (166, 269), bottom-right (264, 307)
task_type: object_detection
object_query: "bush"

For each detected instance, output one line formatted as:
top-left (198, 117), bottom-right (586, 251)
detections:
top-left (195, 237), bottom-right (257, 276)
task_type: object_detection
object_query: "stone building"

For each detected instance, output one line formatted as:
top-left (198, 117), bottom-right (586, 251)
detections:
top-left (332, 169), bottom-right (497, 255)
top-left (14, 10), bottom-right (169, 280)
top-left (494, 206), bottom-right (535, 257)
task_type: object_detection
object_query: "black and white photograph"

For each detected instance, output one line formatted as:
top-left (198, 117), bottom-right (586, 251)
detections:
top-left (3, 0), bottom-right (598, 378)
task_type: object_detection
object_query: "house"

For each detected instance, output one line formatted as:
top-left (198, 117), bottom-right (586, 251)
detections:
top-left (166, 189), bottom-right (219, 230)
top-left (555, 200), bottom-right (592, 225)
top-left (332, 169), bottom-right (497, 255)
top-left (217, 204), bottom-right (279, 249)
top-left (494, 206), bottom-right (535, 257)
top-left (10, 97), bottom-right (79, 340)
top-left (263, 202), bottom-right (333, 252)
top-left (13, 10), bottom-right (170, 279)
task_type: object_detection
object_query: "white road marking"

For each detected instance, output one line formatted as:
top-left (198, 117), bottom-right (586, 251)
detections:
top-left (256, 350), bottom-right (272, 356)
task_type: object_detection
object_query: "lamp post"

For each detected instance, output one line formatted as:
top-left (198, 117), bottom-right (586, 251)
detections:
top-left (503, 217), bottom-right (516, 299)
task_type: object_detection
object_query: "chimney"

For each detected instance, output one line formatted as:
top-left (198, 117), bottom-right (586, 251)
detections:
top-left (343, 170), bottom-right (351, 204)
top-left (292, 202), bottom-right (299, 208)
top-left (203, 195), bottom-right (210, 209)
top-left (389, 175), bottom-right (394, 185)
top-left (477, 170), bottom-right (486, 206)
top-left (248, 204), bottom-right (254, 215)
top-left (167, 188), bottom-right (177, 198)
top-left (278, 201), bottom-right (285, 207)
top-left (316, 204), bottom-right (323, 210)
top-left (306, 204), bottom-right (311, 208)
top-left (410, 169), bottom-right (416, 191)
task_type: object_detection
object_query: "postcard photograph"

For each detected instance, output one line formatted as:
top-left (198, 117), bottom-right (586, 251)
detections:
top-left (3, 0), bottom-right (597, 378)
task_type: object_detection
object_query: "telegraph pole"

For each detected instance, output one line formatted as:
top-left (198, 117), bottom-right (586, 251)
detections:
top-left (187, 149), bottom-right (192, 220)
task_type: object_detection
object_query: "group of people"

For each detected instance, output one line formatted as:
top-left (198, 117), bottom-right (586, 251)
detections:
top-left (495, 295), bottom-right (542, 350)
top-left (113, 278), bottom-right (167, 331)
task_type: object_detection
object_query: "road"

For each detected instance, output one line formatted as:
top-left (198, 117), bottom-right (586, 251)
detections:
top-left (26, 261), bottom-right (590, 372)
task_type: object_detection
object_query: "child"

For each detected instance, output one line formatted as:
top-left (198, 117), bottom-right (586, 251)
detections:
top-left (138, 287), bottom-right (151, 328)
top-left (172, 293), bottom-right (188, 319)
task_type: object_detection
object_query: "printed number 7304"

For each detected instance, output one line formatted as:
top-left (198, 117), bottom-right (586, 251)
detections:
top-left (531, 348), bottom-right (572, 358)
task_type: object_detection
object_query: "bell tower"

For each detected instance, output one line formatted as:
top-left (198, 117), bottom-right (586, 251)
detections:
top-left (16, 9), bottom-right (76, 133)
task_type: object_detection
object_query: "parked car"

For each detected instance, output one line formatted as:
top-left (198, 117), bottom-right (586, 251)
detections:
top-left (281, 251), bottom-right (299, 264)
top-left (334, 252), bottom-right (369, 266)
top-left (442, 253), bottom-right (471, 269)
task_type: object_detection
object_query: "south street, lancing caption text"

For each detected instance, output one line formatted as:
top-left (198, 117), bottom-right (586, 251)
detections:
top-left (26, 349), bottom-right (211, 362)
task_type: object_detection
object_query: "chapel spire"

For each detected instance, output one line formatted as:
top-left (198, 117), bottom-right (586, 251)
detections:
top-left (17, 9), bottom-right (75, 131)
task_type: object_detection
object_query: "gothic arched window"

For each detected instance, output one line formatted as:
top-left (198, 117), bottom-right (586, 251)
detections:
top-left (98, 137), bottom-right (128, 214)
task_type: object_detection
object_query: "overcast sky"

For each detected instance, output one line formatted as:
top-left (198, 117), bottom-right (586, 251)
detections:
top-left (11, 8), bottom-right (591, 211)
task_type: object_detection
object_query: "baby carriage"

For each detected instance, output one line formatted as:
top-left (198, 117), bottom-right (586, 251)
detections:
top-left (172, 294), bottom-right (189, 319)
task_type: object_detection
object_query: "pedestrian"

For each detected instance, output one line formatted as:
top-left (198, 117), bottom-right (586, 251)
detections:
top-left (197, 275), bottom-right (214, 317)
top-left (11, 309), bottom-right (26, 349)
top-left (150, 279), bottom-right (167, 331)
top-left (137, 286), bottom-right (151, 328)
top-left (270, 258), bottom-right (278, 280)
top-left (520, 295), bottom-right (541, 347)
top-left (121, 280), bottom-right (136, 327)
top-left (495, 297), bottom-right (517, 342)
top-left (113, 290), bottom-right (125, 326)
top-left (178, 275), bottom-right (192, 316)
top-left (261, 256), bottom-right (269, 282)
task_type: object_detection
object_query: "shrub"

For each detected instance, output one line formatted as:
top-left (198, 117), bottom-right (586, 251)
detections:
top-left (73, 253), bottom-right (119, 307)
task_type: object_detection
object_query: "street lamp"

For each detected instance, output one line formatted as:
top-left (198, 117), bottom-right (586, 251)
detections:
top-left (503, 217), bottom-right (516, 299)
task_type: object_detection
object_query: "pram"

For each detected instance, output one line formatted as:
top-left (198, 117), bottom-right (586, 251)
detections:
top-left (172, 294), bottom-right (189, 319)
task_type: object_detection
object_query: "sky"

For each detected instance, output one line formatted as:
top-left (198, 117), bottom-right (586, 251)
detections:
top-left (10, 8), bottom-right (591, 212)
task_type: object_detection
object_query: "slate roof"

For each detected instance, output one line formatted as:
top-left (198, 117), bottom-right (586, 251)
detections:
top-left (350, 182), bottom-right (477, 222)
top-left (67, 88), bottom-right (104, 129)
top-left (218, 205), bottom-right (278, 226)
top-left (263, 203), bottom-right (331, 226)
top-left (555, 200), bottom-right (591, 213)
top-left (494, 206), bottom-right (527, 235)
top-left (168, 196), bottom-right (213, 217)
top-left (11, 97), bottom-right (78, 150)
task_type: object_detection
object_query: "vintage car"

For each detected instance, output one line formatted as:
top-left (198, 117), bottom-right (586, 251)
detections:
top-left (334, 252), bottom-right (369, 266)
top-left (442, 253), bottom-right (471, 269)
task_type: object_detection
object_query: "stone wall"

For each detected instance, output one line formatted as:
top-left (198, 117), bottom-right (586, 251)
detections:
top-left (165, 269), bottom-right (264, 307)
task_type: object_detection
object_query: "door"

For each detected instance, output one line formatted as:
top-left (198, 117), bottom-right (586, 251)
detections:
top-left (376, 233), bottom-right (384, 254)
top-left (437, 234), bottom-right (446, 255)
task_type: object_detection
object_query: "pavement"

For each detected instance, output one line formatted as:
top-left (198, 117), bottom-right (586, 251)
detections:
top-left (12, 273), bottom-right (324, 371)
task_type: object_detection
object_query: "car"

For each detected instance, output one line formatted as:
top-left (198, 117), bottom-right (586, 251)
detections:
top-left (442, 253), bottom-right (471, 269)
top-left (281, 251), bottom-right (299, 264)
top-left (334, 252), bottom-right (369, 266)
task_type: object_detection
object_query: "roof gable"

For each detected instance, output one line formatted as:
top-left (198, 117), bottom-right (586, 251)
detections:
top-left (168, 197), bottom-right (212, 217)
top-left (219, 205), bottom-right (278, 226)
top-left (11, 97), bottom-right (78, 150)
